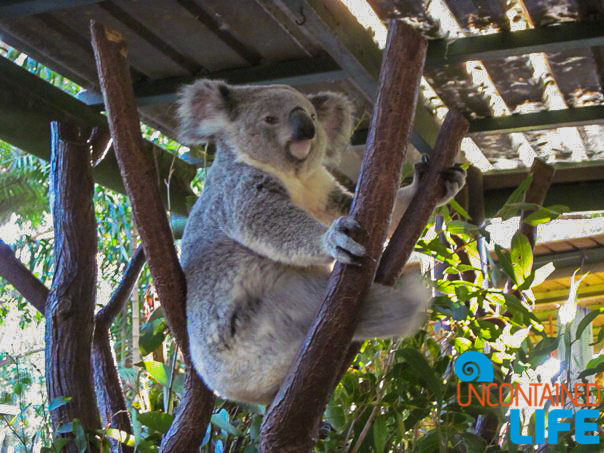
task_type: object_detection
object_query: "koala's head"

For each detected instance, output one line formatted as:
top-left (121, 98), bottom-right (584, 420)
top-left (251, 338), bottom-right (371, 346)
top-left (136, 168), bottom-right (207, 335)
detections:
top-left (176, 79), bottom-right (354, 174)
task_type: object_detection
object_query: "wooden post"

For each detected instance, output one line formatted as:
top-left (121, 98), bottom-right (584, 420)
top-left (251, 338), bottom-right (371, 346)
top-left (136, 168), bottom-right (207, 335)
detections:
top-left (520, 158), bottom-right (555, 249)
top-left (46, 121), bottom-right (100, 450)
top-left (260, 21), bottom-right (428, 452)
top-left (89, 21), bottom-right (215, 451)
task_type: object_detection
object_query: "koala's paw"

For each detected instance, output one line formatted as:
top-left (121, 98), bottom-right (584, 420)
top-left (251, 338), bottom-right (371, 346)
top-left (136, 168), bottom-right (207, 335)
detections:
top-left (439, 164), bottom-right (467, 205)
top-left (322, 216), bottom-right (366, 265)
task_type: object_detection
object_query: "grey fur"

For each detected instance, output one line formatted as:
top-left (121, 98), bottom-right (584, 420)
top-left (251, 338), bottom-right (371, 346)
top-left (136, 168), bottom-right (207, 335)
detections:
top-left (179, 80), bottom-right (465, 405)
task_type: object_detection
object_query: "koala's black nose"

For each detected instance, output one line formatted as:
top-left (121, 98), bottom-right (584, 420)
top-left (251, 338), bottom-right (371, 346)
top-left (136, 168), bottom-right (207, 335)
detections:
top-left (289, 108), bottom-right (315, 141)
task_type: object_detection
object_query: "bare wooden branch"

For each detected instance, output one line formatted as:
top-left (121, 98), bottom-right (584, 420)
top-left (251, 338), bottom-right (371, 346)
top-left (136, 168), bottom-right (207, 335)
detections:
top-left (260, 21), bottom-right (428, 452)
top-left (520, 158), bottom-right (555, 249)
top-left (376, 111), bottom-right (469, 286)
top-left (46, 121), bottom-right (100, 449)
top-left (0, 239), bottom-right (48, 313)
top-left (93, 246), bottom-right (145, 450)
top-left (89, 21), bottom-right (214, 451)
top-left (95, 245), bottom-right (145, 327)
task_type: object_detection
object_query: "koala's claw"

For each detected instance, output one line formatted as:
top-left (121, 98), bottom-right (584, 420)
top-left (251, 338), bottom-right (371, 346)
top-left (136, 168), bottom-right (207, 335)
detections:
top-left (323, 217), bottom-right (366, 265)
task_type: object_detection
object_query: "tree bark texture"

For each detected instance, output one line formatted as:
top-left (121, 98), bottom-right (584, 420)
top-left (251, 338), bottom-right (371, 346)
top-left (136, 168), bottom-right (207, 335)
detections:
top-left (0, 239), bottom-right (47, 313)
top-left (376, 110), bottom-right (469, 286)
top-left (519, 158), bottom-right (555, 249)
top-left (93, 246), bottom-right (145, 451)
top-left (89, 21), bottom-right (215, 452)
top-left (46, 121), bottom-right (100, 449)
top-left (260, 21), bottom-right (428, 453)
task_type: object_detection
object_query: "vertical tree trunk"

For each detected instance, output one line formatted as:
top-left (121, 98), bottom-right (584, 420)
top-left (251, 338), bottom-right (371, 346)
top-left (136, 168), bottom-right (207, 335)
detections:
top-left (46, 121), bottom-right (100, 450)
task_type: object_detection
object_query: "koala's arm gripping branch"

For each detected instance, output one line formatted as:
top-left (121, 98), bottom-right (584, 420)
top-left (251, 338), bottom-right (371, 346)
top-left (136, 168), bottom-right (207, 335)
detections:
top-left (90, 21), bottom-right (214, 452)
top-left (230, 177), bottom-right (330, 266)
top-left (259, 21), bottom-right (428, 452)
top-left (376, 111), bottom-right (469, 286)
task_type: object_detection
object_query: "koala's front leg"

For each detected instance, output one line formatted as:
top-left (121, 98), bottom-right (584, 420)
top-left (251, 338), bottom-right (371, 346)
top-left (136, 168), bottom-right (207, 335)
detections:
top-left (388, 159), bottom-right (466, 235)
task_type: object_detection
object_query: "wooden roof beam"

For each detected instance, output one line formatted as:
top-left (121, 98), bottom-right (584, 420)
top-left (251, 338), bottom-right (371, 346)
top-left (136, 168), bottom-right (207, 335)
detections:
top-left (0, 0), bottom-right (101, 19)
top-left (78, 55), bottom-right (348, 107)
top-left (469, 105), bottom-right (604, 135)
top-left (426, 21), bottom-right (604, 67)
top-left (0, 56), bottom-right (196, 216)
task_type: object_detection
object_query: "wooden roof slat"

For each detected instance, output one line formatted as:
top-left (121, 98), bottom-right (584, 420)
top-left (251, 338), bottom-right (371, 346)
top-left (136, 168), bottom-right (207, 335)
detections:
top-left (182, 0), bottom-right (309, 64)
top-left (98, 1), bottom-right (205, 75)
top-left (47, 4), bottom-right (194, 79)
top-left (469, 105), bottom-right (604, 134)
top-left (443, 0), bottom-right (509, 33)
top-left (0, 0), bottom-right (100, 19)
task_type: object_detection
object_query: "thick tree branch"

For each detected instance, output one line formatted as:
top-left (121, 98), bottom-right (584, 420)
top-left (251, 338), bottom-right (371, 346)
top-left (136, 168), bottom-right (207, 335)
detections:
top-left (46, 121), bottom-right (100, 450)
top-left (0, 239), bottom-right (48, 313)
top-left (89, 21), bottom-right (214, 452)
top-left (95, 245), bottom-right (145, 328)
top-left (260, 21), bottom-right (428, 452)
top-left (93, 246), bottom-right (145, 450)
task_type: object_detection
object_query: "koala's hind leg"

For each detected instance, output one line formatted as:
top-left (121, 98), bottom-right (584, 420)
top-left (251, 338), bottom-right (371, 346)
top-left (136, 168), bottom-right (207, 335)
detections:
top-left (353, 274), bottom-right (431, 341)
top-left (264, 269), bottom-right (430, 344)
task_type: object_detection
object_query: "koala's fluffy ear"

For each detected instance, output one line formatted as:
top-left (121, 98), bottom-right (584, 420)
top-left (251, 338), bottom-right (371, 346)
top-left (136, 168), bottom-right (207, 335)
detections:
top-left (176, 79), bottom-right (236, 144)
top-left (308, 92), bottom-right (355, 164)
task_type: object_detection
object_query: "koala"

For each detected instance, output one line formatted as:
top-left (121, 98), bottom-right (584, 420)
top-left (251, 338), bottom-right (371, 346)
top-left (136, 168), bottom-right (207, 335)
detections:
top-left (177, 80), bottom-right (466, 405)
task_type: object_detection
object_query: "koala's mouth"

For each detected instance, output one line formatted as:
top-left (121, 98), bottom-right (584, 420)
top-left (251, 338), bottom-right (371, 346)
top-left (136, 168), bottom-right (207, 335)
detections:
top-left (288, 139), bottom-right (313, 161)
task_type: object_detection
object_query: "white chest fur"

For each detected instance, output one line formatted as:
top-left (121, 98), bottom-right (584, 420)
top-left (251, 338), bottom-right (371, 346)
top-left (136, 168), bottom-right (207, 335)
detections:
top-left (235, 154), bottom-right (337, 226)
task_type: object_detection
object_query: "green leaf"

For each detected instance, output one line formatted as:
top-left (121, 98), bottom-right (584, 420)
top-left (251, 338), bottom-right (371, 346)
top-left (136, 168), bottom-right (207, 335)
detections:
top-left (449, 199), bottom-right (471, 221)
top-left (522, 205), bottom-right (567, 226)
top-left (578, 361), bottom-right (604, 379)
top-left (510, 232), bottom-right (533, 284)
top-left (494, 245), bottom-right (515, 282)
top-left (495, 175), bottom-right (533, 219)
top-left (398, 348), bottom-right (442, 402)
top-left (503, 294), bottom-right (540, 324)
top-left (415, 429), bottom-right (440, 452)
top-left (325, 401), bottom-right (346, 431)
top-left (142, 361), bottom-right (170, 386)
top-left (139, 318), bottom-right (167, 356)
top-left (49, 396), bottom-right (72, 411)
top-left (137, 411), bottom-right (175, 435)
top-left (576, 310), bottom-right (602, 341)
top-left (529, 337), bottom-right (560, 367)
top-left (447, 220), bottom-right (481, 236)
top-left (211, 409), bottom-right (240, 436)
top-left (454, 337), bottom-right (472, 354)
top-left (73, 419), bottom-right (87, 453)
top-left (373, 415), bottom-right (387, 453)
top-left (105, 429), bottom-right (136, 447)
top-left (590, 326), bottom-right (604, 346)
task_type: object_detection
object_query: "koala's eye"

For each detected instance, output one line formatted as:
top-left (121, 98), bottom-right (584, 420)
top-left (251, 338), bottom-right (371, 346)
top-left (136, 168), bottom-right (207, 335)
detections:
top-left (310, 113), bottom-right (317, 121)
top-left (263, 115), bottom-right (278, 125)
